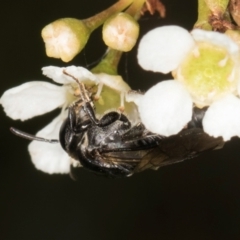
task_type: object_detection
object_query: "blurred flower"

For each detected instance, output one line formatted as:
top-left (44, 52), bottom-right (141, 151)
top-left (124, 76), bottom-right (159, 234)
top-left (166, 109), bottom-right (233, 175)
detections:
top-left (135, 25), bottom-right (240, 140)
top-left (42, 18), bottom-right (91, 62)
top-left (102, 13), bottom-right (139, 52)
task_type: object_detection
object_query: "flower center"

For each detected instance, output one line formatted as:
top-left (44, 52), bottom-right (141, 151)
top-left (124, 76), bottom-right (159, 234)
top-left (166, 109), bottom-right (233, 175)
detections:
top-left (177, 42), bottom-right (236, 107)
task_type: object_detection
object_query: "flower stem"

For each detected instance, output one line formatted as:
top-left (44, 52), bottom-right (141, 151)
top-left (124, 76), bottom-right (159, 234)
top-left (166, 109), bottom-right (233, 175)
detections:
top-left (194, 0), bottom-right (212, 30)
top-left (126, 0), bottom-right (146, 19)
top-left (91, 48), bottom-right (122, 75)
top-left (89, 0), bottom-right (146, 76)
top-left (83, 0), bottom-right (134, 31)
top-left (204, 0), bottom-right (229, 15)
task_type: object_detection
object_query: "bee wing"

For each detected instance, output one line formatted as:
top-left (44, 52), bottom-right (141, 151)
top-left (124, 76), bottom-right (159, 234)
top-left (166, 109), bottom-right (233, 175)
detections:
top-left (102, 128), bottom-right (224, 173)
top-left (134, 128), bottom-right (224, 172)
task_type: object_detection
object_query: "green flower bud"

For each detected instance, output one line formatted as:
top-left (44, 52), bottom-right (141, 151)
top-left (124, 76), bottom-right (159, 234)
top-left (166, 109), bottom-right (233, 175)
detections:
top-left (102, 13), bottom-right (139, 52)
top-left (41, 18), bottom-right (91, 62)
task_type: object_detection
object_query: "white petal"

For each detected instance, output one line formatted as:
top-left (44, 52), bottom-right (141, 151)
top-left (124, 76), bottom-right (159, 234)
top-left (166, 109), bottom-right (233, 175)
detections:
top-left (42, 66), bottom-right (99, 84)
top-left (28, 114), bottom-right (71, 174)
top-left (203, 94), bottom-right (240, 141)
top-left (0, 81), bottom-right (66, 121)
top-left (192, 29), bottom-right (239, 56)
top-left (237, 74), bottom-right (240, 96)
top-left (125, 90), bottom-right (143, 106)
top-left (138, 80), bottom-right (192, 136)
top-left (94, 73), bottom-right (130, 92)
top-left (137, 26), bottom-right (195, 73)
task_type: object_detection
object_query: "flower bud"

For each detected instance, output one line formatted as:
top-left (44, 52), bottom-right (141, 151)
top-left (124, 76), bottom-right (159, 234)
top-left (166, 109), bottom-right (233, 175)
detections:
top-left (41, 18), bottom-right (91, 62)
top-left (102, 13), bottom-right (139, 52)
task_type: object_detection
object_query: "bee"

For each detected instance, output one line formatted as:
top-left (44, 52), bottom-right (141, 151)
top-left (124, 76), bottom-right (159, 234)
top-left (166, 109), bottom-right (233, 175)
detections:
top-left (10, 73), bottom-right (223, 179)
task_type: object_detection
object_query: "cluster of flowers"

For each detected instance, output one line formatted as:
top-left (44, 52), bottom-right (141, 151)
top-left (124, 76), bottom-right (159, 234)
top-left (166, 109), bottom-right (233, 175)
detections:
top-left (135, 25), bottom-right (240, 141)
top-left (1, 0), bottom-right (240, 174)
top-left (0, 0), bottom-right (142, 174)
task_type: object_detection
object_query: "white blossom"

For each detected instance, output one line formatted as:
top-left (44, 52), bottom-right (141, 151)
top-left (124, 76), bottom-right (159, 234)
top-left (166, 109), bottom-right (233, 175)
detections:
top-left (136, 25), bottom-right (240, 140)
top-left (1, 66), bottom-right (138, 173)
top-left (1, 66), bottom-right (98, 173)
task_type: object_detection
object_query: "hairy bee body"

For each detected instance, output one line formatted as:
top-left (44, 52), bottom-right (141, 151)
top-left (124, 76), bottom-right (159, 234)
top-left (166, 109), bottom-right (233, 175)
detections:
top-left (59, 83), bottom-right (223, 178)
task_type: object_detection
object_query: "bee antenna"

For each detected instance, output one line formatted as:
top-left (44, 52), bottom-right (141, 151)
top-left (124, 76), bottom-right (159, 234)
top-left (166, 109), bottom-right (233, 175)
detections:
top-left (62, 70), bottom-right (90, 102)
top-left (10, 127), bottom-right (59, 143)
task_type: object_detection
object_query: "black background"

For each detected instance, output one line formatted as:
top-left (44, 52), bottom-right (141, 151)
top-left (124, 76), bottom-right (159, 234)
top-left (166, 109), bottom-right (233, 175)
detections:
top-left (1, 0), bottom-right (240, 239)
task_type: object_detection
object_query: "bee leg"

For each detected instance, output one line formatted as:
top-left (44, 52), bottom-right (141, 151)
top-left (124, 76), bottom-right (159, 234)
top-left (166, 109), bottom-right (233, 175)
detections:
top-left (99, 112), bottom-right (121, 126)
top-left (83, 102), bottom-right (99, 125)
top-left (68, 103), bottom-right (92, 132)
top-left (68, 105), bottom-right (77, 131)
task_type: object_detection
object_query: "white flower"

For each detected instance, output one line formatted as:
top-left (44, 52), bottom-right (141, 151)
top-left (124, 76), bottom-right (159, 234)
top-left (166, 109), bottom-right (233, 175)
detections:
top-left (1, 66), bottom-right (98, 174)
top-left (88, 72), bottom-right (140, 124)
top-left (1, 66), bottom-right (139, 173)
top-left (135, 25), bottom-right (240, 140)
top-left (1, 66), bottom-right (98, 122)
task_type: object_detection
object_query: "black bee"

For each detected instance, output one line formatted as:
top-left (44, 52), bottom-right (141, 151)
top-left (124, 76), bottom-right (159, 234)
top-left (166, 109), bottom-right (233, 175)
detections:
top-left (11, 73), bottom-right (223, 179)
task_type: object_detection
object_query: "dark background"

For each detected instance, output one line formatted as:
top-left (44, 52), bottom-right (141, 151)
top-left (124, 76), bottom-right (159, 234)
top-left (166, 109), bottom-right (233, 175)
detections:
top-left (1, 0), bottom-right (240, 239)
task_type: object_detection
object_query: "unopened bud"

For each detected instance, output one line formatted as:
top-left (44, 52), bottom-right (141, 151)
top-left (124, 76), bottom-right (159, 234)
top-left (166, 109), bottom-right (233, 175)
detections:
top-left (42, 18), bottom-right (91, 62)
top-left (102, 13), bottom-right (139, 52)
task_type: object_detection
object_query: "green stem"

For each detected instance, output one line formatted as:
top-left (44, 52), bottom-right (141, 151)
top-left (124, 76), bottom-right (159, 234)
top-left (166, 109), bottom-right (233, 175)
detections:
top-left (125, 0), bottom-right (146, 19)
top-left (91, 48), bottom-right (122, 75)
top-left (90, 0), bottom-right (146, 76)
top-left (194, 0), bottom-right (212, 30)
top-left (83, 0), bottom-right (134, 31)
top-left (204, 0), bottom-right (229, 15)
